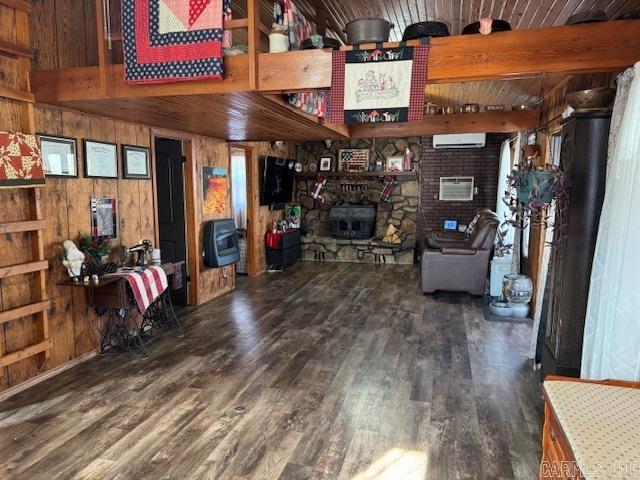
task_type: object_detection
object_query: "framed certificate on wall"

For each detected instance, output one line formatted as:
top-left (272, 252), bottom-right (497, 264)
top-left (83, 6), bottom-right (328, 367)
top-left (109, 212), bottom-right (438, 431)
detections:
top-left (38, 134), bottom-right (78, 177)
top-left (122, 145), bottom-right (151, 179)
top-left (83, 140), bottom-right (118, 179)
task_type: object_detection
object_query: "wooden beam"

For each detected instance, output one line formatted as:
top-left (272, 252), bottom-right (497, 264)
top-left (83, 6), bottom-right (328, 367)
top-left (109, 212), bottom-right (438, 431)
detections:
top-left (0, 220), bottom-right (46, 234)
top-left (0, 39), bottom-right (32, 59)
top-left (258, 20), bottom-right (640, 92)
top-left (0, 260), bottom-right (49, 279)
top-left (95, 0), bottom-right (112, 98)
top-left (0, 0), bottom-right (32, 14)
top-left (348, 110), bottom-right (538, 139)
top-left (0, 301), bottom-right (51, 325)
top-left (0, 340), bottom-right (53, 368)
top-left (247, 0), bottom-right (260, 90)
top-left (32, 56), bottom-right (252, 102)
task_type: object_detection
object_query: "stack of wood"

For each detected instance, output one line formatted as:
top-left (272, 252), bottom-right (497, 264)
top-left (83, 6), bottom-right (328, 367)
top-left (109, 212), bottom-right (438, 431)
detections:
top-left (382, 224), bottom-right (402, 244)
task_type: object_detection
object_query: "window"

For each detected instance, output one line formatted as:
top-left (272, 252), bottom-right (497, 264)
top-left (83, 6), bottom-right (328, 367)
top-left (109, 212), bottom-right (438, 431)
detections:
top-left (231, 149), bottom-right (248, 229)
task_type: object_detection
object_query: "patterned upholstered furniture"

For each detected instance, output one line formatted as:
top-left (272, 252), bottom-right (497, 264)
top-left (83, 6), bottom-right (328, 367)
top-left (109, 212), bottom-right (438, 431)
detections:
top-left (540, 376), bottom-right (640, 480)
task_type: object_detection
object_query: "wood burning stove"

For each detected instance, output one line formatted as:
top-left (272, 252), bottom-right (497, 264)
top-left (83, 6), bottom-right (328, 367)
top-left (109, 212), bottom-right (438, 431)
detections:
top-left (330, 204), bottom-right (376, 239)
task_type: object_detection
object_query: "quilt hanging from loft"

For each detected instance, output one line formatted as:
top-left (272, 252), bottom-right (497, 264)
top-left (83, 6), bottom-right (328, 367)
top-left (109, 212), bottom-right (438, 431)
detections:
top-left (122, 0), bottom-right (226, 84)
top-left (329, 45), bottom-right (429, 124)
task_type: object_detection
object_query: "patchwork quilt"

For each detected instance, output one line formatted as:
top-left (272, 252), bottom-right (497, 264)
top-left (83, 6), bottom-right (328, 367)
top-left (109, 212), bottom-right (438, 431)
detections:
top-left (122, 0), bottom-right (225, 83)
top-left (0, 132), bottom-right (45, 188)
top-left (329, 45), bottom-right (429, 124)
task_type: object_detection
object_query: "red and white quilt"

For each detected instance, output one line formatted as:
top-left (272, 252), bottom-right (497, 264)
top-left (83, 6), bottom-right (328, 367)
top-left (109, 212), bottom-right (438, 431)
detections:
top-left (0, 132), bottom-right (45, 188)
top-left (109, 266), bottom-right (169, 313)
top-left (122, 0), bottom-right (225, 84)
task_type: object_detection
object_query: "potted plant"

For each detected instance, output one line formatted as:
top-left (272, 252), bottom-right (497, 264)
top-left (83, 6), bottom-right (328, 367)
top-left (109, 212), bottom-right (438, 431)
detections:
top-left (78, 234), bottom-right (117, 275)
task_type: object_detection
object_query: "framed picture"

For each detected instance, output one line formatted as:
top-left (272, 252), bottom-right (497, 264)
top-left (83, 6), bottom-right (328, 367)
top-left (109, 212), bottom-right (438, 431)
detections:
top-left (202, 166), bottom-right (227, 215)
top-left (338, 149), bottom-right (369, 172)
top-left (386, 156), bottom-right (404, 172)
top-left (83, 140), bottom-right (118, 179)
top-left (38, 134), bottom-right (77, 177)
top-left (319, 156), bottom-right (332, 172)
top-left (122, 145), bottom-right (151, 179)
top-left (90, 198), bottom-right (117, 238)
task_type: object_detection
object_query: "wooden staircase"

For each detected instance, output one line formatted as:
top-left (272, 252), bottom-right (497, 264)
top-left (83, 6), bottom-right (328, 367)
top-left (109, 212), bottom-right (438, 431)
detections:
top-left (0, 0), bottom-right (52, 378)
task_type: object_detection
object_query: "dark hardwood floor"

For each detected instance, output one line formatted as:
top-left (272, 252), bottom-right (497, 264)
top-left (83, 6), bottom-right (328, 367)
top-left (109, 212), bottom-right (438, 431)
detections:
top-left (0, 262), bottom-right (543, 480)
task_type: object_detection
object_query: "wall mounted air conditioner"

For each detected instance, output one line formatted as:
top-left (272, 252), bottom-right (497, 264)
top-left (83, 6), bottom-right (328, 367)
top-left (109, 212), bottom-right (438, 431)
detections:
top-left (439, 177), bottom-right (475, 201)
top-left (433, 133), bottom-right (486, 149)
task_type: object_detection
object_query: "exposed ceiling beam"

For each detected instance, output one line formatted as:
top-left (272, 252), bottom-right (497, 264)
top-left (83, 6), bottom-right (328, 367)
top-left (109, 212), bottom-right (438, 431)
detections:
top-left (258, 20), bottom-right (640, 92)
top-left (348, 110), bottom-right (538, 138)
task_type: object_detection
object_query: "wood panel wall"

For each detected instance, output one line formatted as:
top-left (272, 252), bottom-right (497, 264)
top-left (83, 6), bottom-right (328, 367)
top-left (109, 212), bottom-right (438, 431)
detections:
top-left (1, 103), bottom-right (237, 393)
top-left (190, 135), bottom-right (236, 304)
top-left (31, 0), bottom-right (98, 70)
top-left (242, 142), bottom-right (293, 276)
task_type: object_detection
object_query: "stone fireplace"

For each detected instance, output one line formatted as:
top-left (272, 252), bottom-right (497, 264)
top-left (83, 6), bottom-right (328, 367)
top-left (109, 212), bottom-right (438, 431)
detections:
top-left (295, 137), bottom-right (421, 264)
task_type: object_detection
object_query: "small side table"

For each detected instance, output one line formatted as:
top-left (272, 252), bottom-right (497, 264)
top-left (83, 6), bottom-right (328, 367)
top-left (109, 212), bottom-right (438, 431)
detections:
top-left (59, 263), bottom-right (184, 356)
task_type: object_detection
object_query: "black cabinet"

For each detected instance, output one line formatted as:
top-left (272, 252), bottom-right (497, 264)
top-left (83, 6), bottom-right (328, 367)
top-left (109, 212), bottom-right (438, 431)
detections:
top-left (266, 230), bottom-right (301, 269)
top-left (541, 112), bottom-right (611, 378)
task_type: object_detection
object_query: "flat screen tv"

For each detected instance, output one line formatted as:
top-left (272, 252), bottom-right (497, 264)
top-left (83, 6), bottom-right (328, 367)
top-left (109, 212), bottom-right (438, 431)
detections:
top-left (259, 156), bottom-right (295, 206)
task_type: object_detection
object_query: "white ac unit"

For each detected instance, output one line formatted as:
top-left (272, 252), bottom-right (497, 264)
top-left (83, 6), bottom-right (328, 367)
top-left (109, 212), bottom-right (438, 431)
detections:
top-left (439, 176), bottom-right (475, 201)
top-left (433, 133), bottom-right (486, 149)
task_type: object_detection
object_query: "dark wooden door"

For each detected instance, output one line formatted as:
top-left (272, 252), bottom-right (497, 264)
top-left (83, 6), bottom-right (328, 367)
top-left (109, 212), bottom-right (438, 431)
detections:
top-left (155, 138), bottom-right (188, 305)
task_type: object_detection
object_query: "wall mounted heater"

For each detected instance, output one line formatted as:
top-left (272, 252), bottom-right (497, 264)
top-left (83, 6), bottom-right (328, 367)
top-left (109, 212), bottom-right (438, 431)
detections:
top-left (439, 176), bottom-right (475, 201)
top-left (204, 219), bottom-right (240, 267)
top-left (433, 133), bottom-right (486, 149)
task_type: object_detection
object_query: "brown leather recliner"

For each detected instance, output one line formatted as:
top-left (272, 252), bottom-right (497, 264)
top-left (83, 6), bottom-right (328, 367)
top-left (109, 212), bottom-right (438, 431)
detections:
top-left (421, 211), bottom-right (499, 296)
top-left (425, 209), bottom-right (494, 249)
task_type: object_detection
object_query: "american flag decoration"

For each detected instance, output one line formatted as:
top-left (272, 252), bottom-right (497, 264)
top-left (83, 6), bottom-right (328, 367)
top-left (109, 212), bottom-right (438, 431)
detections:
top-left (338, 149), bottom-right (369, 172)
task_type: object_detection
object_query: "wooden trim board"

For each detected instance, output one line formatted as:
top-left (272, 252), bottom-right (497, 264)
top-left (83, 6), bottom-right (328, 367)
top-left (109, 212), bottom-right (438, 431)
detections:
top-left (349, 110), bottom-right (538, 138)
top-left (0, 300), bottom-right (51, 325)
top-left (0, 219), bottom-right (46, 234)
top-left (0, 260), bottom-right (49, 279)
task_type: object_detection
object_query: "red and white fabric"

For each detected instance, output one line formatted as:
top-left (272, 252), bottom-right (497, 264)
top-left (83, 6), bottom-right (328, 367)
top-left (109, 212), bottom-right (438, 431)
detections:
top-left (109, 266), bottom-right (169, 313)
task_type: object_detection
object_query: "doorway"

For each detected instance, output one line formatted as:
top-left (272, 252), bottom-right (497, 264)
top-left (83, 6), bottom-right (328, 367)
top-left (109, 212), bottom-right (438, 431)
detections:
top-left (155, 137), bottom-right (188, 305)
top-left (230, 145), bottom-right (254, 276)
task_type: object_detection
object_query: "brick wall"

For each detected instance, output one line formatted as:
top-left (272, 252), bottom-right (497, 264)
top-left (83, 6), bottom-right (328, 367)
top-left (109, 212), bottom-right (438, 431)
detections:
top-left (418, 134), bottom-right (507, 240)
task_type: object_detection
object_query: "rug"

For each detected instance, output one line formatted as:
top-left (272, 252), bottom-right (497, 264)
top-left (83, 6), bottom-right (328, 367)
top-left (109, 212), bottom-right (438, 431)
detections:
top-left (329, 45), bottom-right (429, 124)
top-left (0, 132), bottom-right (45, 188)
top-left (122, 0), bottom-right (225, 84)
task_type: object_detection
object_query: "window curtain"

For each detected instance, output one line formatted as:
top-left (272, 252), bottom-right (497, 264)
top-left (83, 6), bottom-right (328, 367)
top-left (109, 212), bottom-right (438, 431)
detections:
top-left (231, 151), bottom-right (248, 230)
top-left (496, 138), bottom-right (515, 256)
top-left (581, 62), bottom-right (640, 381)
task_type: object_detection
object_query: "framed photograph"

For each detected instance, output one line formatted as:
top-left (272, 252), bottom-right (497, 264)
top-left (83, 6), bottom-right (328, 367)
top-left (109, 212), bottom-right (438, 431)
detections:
top-left (90, 198), bottom-right (118, 238)
top-left (122, 145), bottom-right (151, 179)
top-left (83, 140), bottom-right (118, 179)
top-left (319, 156), bottom-right (332, 172)
top-left (386, 156), bottom-right (404, 172)
top-left (38, 134), bottom-right (77, 177)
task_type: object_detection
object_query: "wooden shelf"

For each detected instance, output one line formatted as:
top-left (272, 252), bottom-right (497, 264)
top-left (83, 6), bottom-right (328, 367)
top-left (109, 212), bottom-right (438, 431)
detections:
top-left (296, 171), bottom-right (416, 179)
